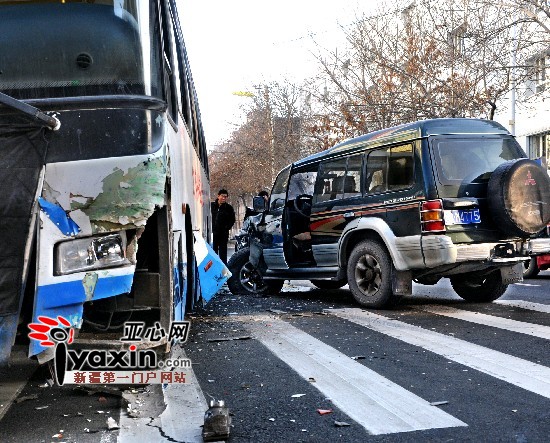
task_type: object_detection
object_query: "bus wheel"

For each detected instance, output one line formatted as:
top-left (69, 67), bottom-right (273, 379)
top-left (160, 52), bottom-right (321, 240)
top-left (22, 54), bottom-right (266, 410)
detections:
top-left (347, 240), bottom-right (399, 308)
top-left (227, 247), bottom-right (283, 295)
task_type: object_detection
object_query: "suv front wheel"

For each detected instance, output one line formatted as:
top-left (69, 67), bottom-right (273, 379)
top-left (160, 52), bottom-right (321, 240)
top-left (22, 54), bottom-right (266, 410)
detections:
top-left (450, 271), bottom-right (508, 302)
top-left (227, 247), bottom-right (284, 296)
top-left (347, 240), bottom-right (399, 308)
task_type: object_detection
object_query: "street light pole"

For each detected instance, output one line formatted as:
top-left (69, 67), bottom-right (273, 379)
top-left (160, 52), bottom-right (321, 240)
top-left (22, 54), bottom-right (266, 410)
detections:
top-left (510, 21), bottom-right (517, 135)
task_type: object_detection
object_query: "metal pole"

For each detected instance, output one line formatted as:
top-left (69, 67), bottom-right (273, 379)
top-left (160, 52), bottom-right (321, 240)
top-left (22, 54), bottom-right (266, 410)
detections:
top-left (510, 22), bottom-right (517, 135)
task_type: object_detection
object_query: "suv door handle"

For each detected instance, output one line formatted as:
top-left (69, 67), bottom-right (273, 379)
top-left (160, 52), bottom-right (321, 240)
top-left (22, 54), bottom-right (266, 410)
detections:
top-left (343, 211), bottom-right (355, 220)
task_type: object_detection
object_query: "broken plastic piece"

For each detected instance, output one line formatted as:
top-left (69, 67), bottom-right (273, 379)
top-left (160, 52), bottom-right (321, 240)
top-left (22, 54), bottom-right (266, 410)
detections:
top-left (334, 420), bottom-right (351, 427)
top-left (317, 409), bottom-right (333, 415)
top-left (106, 417), bottom-right (120, 430)
top-left (291, 394), bottom-right (306, 398)
top-left (430, 400), bottom-right (449, 406)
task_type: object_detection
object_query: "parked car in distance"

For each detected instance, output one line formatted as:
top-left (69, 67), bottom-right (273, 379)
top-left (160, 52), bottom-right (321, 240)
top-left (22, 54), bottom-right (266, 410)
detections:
top-left (228, 118), bottom-right (550, 308)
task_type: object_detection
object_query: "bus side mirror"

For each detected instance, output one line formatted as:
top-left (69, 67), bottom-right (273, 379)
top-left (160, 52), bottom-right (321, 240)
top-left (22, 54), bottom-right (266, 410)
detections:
top-left (252, 195), bottom-right (268, 212)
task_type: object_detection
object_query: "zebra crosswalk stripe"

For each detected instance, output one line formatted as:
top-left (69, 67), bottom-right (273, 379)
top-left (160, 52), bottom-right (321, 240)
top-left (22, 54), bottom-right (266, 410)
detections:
top-left (414, 304), bottom-right (550, 340)
top-left (329, 308), bottom-right (550, 399)
top-left (247, 316), bottom-right (466, 435)
top-left (495, 299), bottom-right (550, 314)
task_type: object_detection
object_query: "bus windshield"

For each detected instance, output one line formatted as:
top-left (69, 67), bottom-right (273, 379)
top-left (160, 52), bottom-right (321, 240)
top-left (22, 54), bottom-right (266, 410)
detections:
top-left (0, 0), bottom-right (162, 99)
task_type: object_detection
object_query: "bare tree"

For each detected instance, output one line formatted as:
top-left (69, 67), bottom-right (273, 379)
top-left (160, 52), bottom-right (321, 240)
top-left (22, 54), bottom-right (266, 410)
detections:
top-left (303, 0), bottom-right (538, 146)
top-left (209, 81), bottom-right (311, 214)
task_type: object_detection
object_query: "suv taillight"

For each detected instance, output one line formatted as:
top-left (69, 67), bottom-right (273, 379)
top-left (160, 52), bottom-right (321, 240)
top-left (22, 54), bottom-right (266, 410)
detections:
top-left (420, 200), bottom-right (445, 233)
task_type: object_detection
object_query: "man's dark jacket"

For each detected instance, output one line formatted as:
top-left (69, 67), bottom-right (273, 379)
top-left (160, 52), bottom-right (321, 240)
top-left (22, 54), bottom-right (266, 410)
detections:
top-left (211, 201), bottom-right (236, 237)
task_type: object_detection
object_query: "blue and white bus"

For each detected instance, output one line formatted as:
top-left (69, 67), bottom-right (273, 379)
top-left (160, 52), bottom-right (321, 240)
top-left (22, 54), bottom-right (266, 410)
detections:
top-left (0, 0), bottom-right (215, 365)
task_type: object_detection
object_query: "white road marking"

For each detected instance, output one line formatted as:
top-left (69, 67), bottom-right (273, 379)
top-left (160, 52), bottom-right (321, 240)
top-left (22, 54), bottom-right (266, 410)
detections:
top-left (330, 308), bottom-right (550, 399)
top-left (159, 347), bottom-right (208, 442)
top-left (495, 299), bottom-right (550, 314)
top-left (247, 316), bottom-right (466, 435)
top-left (118, 347), bottom-right (207, 443)
top-left (414, 305), bottom-right (550, 340)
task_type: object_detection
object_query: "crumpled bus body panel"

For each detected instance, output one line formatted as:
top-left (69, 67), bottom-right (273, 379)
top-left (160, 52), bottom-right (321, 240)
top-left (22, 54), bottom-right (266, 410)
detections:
top-left (30, 150), bottom-right (168, 360)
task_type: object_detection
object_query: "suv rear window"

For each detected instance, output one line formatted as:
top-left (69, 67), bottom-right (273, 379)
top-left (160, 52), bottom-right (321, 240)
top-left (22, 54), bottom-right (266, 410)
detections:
top-left (431, 136), bottom-right (525, 184)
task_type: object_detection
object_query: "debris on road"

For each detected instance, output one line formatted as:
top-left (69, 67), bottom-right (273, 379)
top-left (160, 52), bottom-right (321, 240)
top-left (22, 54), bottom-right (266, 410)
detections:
top-left (202, 399), bottom-right (231, 442)
top-left (106, 417), bottom-right (120, 430)
top-left (430, 401), bottom-right (449, 406)
top-left (14, 394), bottom-right (38, 403)
top-left (267, 308), bottom-right (286, 314)
top-left (38, 379), bottom-right (54, 388)
top-left (207, 336), bottom-right (251, 342)
top-left (317, 409), bottom-right (333, 415)
top-left (334, 420), bottom-right (351, 427)
top-left (291, 394), bottom-right (306, 398)
top-left (74, 385), bottom-right (123, 397)
top-left (35, 405), bottom-right (49, 410)
top-left (351, 356), bottom-right (365, 360)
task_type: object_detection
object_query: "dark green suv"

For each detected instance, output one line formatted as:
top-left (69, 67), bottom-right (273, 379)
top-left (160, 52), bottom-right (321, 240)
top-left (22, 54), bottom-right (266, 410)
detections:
top-left (228, 118), bottom-right (550, 308)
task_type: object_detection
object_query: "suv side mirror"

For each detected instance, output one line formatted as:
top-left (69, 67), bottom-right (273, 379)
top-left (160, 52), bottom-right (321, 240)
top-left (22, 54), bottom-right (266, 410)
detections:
top-left (252, 195), bottom-right (268, 212)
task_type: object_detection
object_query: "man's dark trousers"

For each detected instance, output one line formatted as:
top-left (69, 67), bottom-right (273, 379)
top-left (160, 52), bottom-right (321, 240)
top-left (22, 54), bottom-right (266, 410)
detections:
top-left (213, 232), bottom-right (229, 264)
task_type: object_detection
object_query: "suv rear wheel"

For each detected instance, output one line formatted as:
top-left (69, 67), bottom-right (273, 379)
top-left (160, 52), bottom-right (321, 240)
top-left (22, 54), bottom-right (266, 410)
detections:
top-left (450, 271), bottom-right (508, 302)
top-left (347, 240), bottom-right (399, 308)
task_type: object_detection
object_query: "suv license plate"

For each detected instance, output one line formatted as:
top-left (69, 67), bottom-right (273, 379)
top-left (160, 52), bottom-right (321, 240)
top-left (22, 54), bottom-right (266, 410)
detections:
top-left (444, 208), bottom-right (481, 225)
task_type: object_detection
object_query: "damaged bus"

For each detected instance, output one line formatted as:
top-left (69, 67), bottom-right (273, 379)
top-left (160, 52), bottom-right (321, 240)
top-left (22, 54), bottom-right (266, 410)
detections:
top-left (0, 0), bottom-right (212, 365)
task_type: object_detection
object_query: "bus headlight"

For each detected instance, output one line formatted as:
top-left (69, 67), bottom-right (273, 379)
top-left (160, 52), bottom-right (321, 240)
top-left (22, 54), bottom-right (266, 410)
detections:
top-left (55, 233), bottom-right (130, 275)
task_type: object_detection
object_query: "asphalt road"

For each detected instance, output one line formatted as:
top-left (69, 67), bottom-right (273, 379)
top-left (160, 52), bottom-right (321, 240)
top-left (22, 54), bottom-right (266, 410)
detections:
top-left (1, 270), bottom-right (550, 442)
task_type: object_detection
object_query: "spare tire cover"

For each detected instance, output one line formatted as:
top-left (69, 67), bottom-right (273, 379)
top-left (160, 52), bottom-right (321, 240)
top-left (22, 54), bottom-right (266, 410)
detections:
top-left (488, 159), bottom-right (550, 237)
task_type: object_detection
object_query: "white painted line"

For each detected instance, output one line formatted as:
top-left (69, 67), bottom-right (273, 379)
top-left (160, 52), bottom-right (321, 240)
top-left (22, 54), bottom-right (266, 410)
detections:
top-left (159, 347), bottom-right (208, 442)
top-left (329, 308), bottom-right (550, 399)
top-left (495, 300), bottom-right (550, 314)
top-left (247, 316), bottom-right (466, 435)
top-left (118, 347), bottom-right (207, 443)
top-left (415, 305), bottom-right (550, 340)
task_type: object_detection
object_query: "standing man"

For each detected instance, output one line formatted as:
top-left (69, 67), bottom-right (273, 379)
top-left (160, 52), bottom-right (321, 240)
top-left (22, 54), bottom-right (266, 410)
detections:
top-left (211, 189), bottom-right (235, 264)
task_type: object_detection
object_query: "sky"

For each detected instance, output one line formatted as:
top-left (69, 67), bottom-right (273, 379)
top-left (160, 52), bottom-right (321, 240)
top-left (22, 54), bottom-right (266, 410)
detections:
top-left (178, 0), bottom-right (383, 149)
